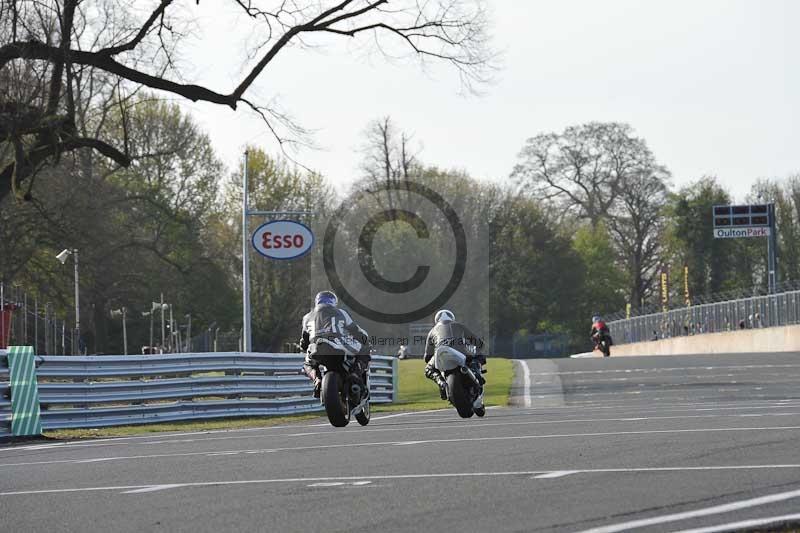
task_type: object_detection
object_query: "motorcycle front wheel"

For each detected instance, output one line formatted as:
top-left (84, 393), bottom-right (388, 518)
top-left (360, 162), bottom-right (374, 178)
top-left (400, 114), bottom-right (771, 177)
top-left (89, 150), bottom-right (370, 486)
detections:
top-left (447, 372), bottom-right (474, 418)
top-left (322, 372), bottom-right (350, 427)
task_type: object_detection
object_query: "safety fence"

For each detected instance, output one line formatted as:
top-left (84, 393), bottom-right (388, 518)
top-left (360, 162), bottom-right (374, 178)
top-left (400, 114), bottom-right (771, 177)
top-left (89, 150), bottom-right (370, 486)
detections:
top-left (1, 284), bottom-right (76, 354)
top-left (0, 352), bottom-right (398, 437)
top-left (608, 289), bottom-right (800, 345)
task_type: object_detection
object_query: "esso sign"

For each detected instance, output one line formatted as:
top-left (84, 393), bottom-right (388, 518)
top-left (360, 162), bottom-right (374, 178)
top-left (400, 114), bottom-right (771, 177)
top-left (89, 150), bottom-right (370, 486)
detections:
top-left (251, 220), bottom-right (314, 260)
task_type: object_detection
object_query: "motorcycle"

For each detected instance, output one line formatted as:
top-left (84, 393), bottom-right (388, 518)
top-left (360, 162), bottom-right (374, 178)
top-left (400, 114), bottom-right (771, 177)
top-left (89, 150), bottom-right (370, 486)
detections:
top-left (431, 345), bottom-right (485, 418)
top-left (593, 332), bottom-right (612, 357)
top-left (315, 352), bottom-right (371, 428)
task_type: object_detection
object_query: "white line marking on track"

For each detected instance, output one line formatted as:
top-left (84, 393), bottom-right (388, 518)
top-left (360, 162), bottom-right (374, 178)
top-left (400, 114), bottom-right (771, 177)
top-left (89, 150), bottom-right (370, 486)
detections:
top-left (673, 513), bottom-right (800, 533)
top-left (307, 481), bottom-right (373, 488)
top-left (121, 484), bottom-right (185, 494)
top-left (3, 402), bottom-right (799, 455)
top-left (533, 470), bottom-right (578, 479)
top-left (14, 411), bottom-right (798, 460)
top-left (4, 426), bottom-right (800, 469)
top-left (3, 469), bottom-right (800, 497)
top-left (520, 360), bottom-right (532, 407)
top-left (575, 487), bottom-right (800, 533)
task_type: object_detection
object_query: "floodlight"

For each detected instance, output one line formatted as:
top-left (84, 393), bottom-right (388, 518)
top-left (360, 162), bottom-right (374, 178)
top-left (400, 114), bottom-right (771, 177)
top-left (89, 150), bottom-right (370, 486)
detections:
top-left (56, 249), bottom-right (72, 264)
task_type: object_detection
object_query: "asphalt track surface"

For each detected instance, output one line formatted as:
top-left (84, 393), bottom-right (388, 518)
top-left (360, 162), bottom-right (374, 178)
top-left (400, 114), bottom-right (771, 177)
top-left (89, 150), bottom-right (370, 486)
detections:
top-left (2, 353), bottom-right (800, 533)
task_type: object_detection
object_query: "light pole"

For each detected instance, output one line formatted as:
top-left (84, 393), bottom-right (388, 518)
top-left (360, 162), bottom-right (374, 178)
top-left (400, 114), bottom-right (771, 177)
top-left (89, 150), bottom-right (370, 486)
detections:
top-left (141, 310), bottom-right (154, 352)
top-left (184, 313), bottom-right (192, 352)
top-left (56, 248), bottom-right (80, 354)
top-left (168, 303), bottom-right (175, 353)
top-left (242, 151), bottom-right (252, 353)
top-left (151, 298), bottom-right (168, 353)
top-left (767, 202), bottom-right (777, 293)
top-left (110, 307), bottom-right (128, 355)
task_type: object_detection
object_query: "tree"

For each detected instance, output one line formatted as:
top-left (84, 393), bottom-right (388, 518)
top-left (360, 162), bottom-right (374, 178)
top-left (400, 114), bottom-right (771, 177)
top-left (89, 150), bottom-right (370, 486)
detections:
top-left (748, 176), bottom-right (800, 284)
top-left (665, 177), bottom-right (751, 300)
top-left (489, 193), bottom-right (584, 345)
top-left (0, 0), bottom-right (495, 204)
top-left (3, 95), bottom-right (237, 353)
top-left (572, 222), bottom-right (627, 318)
top-left (512, 122), bottom-right (659, 226)
top-left (513, 121), bottom-right (671, 309)
top-left (607, 169), bottom-right (670, 305)
top-left (360, 116), bottom-right (420, 183)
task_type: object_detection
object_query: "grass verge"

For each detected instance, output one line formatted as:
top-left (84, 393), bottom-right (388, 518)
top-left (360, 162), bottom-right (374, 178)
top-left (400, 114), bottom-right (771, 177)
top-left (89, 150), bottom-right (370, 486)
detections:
top-left (373, 357), bottom-right (513, 413)
top-left (43, 357), bottom-right (515, 439)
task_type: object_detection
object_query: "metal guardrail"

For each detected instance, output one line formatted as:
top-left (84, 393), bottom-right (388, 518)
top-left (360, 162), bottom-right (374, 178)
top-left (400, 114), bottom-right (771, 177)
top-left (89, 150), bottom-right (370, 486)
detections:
top-left (1, 352), bottom-right (398, 435)
top-left (0, 350), bottom-right (10, 437)
top-left (608, 290), bottom-right (800, 345)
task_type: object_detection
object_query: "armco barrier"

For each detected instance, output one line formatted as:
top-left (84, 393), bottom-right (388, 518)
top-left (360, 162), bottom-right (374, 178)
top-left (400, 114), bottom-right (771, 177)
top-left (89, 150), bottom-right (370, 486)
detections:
top-left (3, 352), bottom-right (397, 432)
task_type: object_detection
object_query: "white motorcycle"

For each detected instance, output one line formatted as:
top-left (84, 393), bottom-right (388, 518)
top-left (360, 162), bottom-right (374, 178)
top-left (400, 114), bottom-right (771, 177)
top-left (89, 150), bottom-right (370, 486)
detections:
top-left (432, 345), bottom-right (485, 418)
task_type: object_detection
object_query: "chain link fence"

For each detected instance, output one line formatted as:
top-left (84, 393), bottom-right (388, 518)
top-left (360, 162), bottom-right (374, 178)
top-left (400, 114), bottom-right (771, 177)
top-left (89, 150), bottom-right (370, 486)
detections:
top-left (608, 289), bottom-right (800, 345)
top-left (1, 283), bottom-right (76, 354)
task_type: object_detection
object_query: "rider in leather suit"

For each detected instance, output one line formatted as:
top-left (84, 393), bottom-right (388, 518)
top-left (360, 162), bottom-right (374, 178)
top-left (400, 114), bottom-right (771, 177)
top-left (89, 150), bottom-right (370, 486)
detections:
top-left (424, 309), bottom-right (485, 400)
top-left (300, 291), bottom-right (371, 398)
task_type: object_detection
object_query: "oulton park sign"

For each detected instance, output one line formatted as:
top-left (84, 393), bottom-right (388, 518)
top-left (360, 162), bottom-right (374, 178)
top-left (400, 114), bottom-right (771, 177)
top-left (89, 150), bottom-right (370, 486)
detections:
top-left (712, 204), bottom-right (772, 240)
top-left (714, 227), bottom-right (771, 239)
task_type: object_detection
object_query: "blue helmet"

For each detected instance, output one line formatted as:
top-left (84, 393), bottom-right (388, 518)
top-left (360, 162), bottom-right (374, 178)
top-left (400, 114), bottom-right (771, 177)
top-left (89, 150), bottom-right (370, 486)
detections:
top-left (315, 291), bottom-right (337, 307)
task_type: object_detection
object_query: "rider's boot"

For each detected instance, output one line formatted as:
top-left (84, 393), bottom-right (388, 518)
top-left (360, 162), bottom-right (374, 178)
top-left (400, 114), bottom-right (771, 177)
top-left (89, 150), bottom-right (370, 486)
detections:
top-left (425, 364), bottom-right (448, 400)
top-left (436, 376), bottom-right (448, 400)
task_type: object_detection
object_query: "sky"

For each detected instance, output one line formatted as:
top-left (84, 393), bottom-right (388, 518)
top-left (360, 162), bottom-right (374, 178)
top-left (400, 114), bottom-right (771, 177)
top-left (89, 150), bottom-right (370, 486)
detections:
top-left (175, 0), bottom-right (799, 201)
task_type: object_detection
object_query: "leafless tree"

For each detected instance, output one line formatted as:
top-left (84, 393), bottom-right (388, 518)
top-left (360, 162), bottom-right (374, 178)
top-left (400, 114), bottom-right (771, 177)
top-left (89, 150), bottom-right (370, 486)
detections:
top-left (512, 122), bottom-right (656, 226)
top-left (0, 0), bottom-right (495, 204)
top-left (359, 115), bottom-right (420, 195)
top-left (607, 169), bottom-right (670, 306)
top-left (513, 121), bottom-right (672, 306)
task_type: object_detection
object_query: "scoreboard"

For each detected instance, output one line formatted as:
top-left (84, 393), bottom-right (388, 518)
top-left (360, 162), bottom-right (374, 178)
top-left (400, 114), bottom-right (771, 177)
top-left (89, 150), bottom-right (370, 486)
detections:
top-left (713, 204), bottom-right (770, 228)
top-left (711, 203), bottom-right (777, 293)
top-left (712, 204), bottom-right (772, 238)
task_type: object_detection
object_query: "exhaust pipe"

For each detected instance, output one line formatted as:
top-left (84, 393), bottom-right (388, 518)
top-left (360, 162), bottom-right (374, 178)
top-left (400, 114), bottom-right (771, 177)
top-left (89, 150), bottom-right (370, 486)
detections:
top-left (459, 366), bottom-right (480, 386)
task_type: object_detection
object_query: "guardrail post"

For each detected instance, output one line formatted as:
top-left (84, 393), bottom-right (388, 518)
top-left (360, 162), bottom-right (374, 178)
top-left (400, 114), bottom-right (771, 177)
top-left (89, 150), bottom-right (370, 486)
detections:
top-left (7, 346), bottom-right (42, 437)
top-left (392, 356), bottom-right (399, 403)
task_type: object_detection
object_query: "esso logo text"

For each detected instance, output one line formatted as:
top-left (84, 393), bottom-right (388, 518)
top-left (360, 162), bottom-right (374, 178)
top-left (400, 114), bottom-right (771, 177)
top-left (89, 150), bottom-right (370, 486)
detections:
top-left (251, 220), bottom-right (314, 260)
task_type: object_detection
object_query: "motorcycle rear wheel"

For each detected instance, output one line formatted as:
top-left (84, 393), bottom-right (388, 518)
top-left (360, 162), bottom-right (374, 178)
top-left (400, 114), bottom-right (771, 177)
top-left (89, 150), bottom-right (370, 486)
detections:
top-left (447, 372), bottom-right (474, 418)
top-left (322, 372), bottom-right (350, 427)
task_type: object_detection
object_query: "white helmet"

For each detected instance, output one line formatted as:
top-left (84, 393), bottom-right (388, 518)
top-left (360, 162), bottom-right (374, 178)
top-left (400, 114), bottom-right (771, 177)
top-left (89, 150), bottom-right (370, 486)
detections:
top-left (435, 309), bottom-right (455, 323)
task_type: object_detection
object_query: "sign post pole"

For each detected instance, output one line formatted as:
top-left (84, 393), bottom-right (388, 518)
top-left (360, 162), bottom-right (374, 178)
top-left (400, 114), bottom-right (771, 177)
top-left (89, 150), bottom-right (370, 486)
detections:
top-left (242, 151), bottom-right (252, 353)
top-left (240, 149), bottom-right (315, 353)
top-left (767, 202), bottom-right (777, 294)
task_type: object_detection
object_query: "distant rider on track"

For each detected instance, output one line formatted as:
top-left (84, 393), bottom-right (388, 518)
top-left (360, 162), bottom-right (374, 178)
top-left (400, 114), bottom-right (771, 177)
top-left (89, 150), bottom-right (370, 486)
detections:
top-left (590, 315), bottom-right (612, 356)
